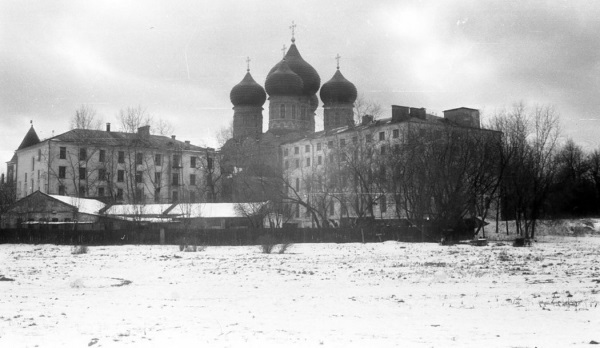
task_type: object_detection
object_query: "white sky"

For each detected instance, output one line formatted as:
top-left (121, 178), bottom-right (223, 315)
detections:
top-left (2, 0), bottom-right (600, 172)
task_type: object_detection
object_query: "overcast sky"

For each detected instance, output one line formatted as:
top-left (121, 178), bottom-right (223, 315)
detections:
top-left (2, 0), bottom-right (600, 172)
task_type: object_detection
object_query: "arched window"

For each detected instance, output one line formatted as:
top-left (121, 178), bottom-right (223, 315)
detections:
top-left (280, 104), bottom-right (285, 119)
top-left (291, 105), bottom-right (296, 119)
top-left (301, 106), bottom-right (306, 120)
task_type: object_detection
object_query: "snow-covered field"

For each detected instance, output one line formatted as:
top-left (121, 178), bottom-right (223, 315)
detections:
top-left (1, 237), bottom-right (600, 347)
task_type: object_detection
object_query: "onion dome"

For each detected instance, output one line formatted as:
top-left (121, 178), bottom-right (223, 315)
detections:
top-left (320, 69), bottom-right (357, 104)
top-left (265, 60), bottom-right (303, 96)
top-left (230, 72), bottom-right (266, 106)
top-left (309, 94), bottom-right (319, 112)
top-left (268, 43), bottom-right (320, 96)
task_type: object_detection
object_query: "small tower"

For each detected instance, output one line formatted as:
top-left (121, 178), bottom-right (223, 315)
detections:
top-left (320, 55), bottom-right (357, 130)
top-left (230, 57), bottom-right (267, 139)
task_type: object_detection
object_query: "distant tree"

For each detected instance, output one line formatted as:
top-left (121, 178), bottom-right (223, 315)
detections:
top-left (116, 105), bottom-right (175, 136)
top-left (353, 94), bottom-right (382, 123)
top-left (70, 105), bottom-right (102, 130)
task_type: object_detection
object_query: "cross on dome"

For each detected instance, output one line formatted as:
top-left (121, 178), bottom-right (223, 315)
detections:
top-left (281, 44), bottom-right (287, 59)
top-left (290, 21), bottom-right (297, 42)
top-left (335, 54), bottom-right (341, 70)
top-left (246, 56), bottom-right (251, 72)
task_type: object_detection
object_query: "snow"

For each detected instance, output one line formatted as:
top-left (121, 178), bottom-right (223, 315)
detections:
top-left (1, 237), bottom-right (599, 347)
top-left (167, 202), bottom-right (266, 218)
top-left (104, 204), bottom-right (173, 216)
top-left (49, 195), bottom-right (106, 216)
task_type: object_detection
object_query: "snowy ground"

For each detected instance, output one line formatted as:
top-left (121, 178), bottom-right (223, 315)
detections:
top-left (1, 237), bottom-right (600, 347)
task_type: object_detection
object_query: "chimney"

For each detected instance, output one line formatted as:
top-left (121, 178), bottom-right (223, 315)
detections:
top-left (184, 140), bottom-right (190, 149)
top-left (409, 107), bottom-right (427, 120)
top-left (171, 135), bottom-right (176, 140)
top-left (106, 123), bottom-right (111, 132)
top-left (137, 125), bottom-right (150, 138)
top-left (361, 115), bottom-right (374, 125)
top-left (391, 105), bottom-right (410, 123)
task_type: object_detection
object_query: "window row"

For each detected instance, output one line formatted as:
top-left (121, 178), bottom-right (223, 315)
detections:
top-left (57, 147), bottom-right (201, 168)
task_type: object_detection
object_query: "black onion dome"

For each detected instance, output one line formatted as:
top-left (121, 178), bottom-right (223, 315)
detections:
top-left (268, 43), bottom-right (320, 96)
top-left (265, 60), bottom-right (303, 96)
top-left (320, 69), bottom-right (358, 104)
top-left (309, 94), bottom-right (319, 112)
top-left (230, 72), bottom-right (266, 106)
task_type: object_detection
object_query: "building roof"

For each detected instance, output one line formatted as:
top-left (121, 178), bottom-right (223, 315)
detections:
top-left (104, 204), bottom-right (174, 216)
top-left (17, 125), bottom-right (41, 150)
top-left (48, 195), bottom-right (106, 215)
top-left (167, 202), bottom-right (266, 218)
top-left (44, 129), bottom-right (209, 152)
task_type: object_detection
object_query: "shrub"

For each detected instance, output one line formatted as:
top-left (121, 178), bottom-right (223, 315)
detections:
top-left (258, 235), bottom-right (276, 254)
top-left (71, 245), bottom-right (88, 255)
top-left (497, 250), bottom-right (512, 262)
top-left (181, 244), bottom-right (206, 252)
top-left (278, 242), bottom-right (293, 254)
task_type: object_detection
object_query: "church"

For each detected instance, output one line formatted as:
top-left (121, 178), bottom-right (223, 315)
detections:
top-left (222, 27), bottom-right (499, 229)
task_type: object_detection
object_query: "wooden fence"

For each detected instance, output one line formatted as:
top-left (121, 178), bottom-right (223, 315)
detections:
top-left (0, 225), bottom-right (431, 245)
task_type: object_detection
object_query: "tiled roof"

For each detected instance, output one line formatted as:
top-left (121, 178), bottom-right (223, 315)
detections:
top-left (48, 129), bottom-right (208, 152)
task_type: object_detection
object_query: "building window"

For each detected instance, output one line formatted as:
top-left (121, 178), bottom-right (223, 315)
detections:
top-left (59, 147), bottom-right (66, 159)
top-left (317, 143), bottom-right (321, 151)
top-left (294, 146), bottom-right (299, 155)
top-left (284, 148), bottom-right (288, 157)
top-left (190, 174), bottom-right (196, 186)
top-left (58, 166), bottom-right (66, 179)
top-left (292, 105), bottom-right (296, 119)
top-left (38, 149), bottom-right (41, 161)
top-left (79, 148), bottom-right (87, 161)
top-left (136, 152), bottom-right (143, 165)
top-left (190, 156), bottom-right (197, 168)
top-left (135, 171), bottom-right (143, 183)
top-left (295, 203), bottom-right (300, 218)
top-left (285, 160), bottom-right (289, 169)
top-left (380, 146), bottom-right (386, 155)
top-left (79, 186), bottom-right (86, 197)
top-left (380, 195), bottom-right (387, 213)
top-left (329, 200), bottom-right (335, 216)
top-left (155, 172), bottom-right (161, 184)
top-left (154, 188), bottom-right (161, 203)
top-left (340, 139), bottom-right (346, 147)
top-left (301, 106), bottom-right (307, 120)
top-left (98, 169), bottom-right (106, 181)
top-left (295, 178), bottom-right (300, 191)
top-left (79, 167), bottom-right (86, 180)
top-left (366, 134), bottom-right (372, 142)
top-left (172, 173), bottom-right (179, 186)
top-left (118, 151), bottom-right (125, 163)
top-left (117, 188), bottom-right (123, 200)
top-left (173, 154), bottom-right (181, 167)
top-left (317, 156), bottom-right (322, 165)
top-left (295, 159), bottom-right (299, 168)
top-left (352, 136), bottom-right (358, 143)
top-left (155, 154), bottom-right (162, 166)
top-left (207, 157), bottom-right (213, 170)
top-left (328, 140), bottom-right (334, 148)
top-left (98, 187), bottom-right (105, 197)
top-left (306, 158), bottom-right (310, 167)
top-left (329, 154), bottom-right (334, 163)
top-left (58, 185), bottom-right (65, 195)
top-left (280, 104), bottom-right (285, 119)
top-left (172, 191), bottom-right (179, 202)
top-left (117, 170), bottom-right (124, 182)
top-left (305, 145), bottom-right (310, 153)
top-left (99, 149), bottom-right (106, 162)
top-left (135, 188), bottom-right (143, 202)
top-left (379, 132), bottom-right (385, 141)
top-left (31, 157), bottom-right (34, 170)
top-left (189, 191), bottom-right (196, 202)
top-left (394, 144), bottom-right (401, 152)
top-left (393, 129), bottom-right (399, 138)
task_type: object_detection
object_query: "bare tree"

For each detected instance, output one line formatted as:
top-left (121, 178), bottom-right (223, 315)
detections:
top-left (70, 105), bottom-right (102, 130)
top-left (353, 94), bottom-right (382, 123)
top-left (117, 106), bottom-right (152, 133)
